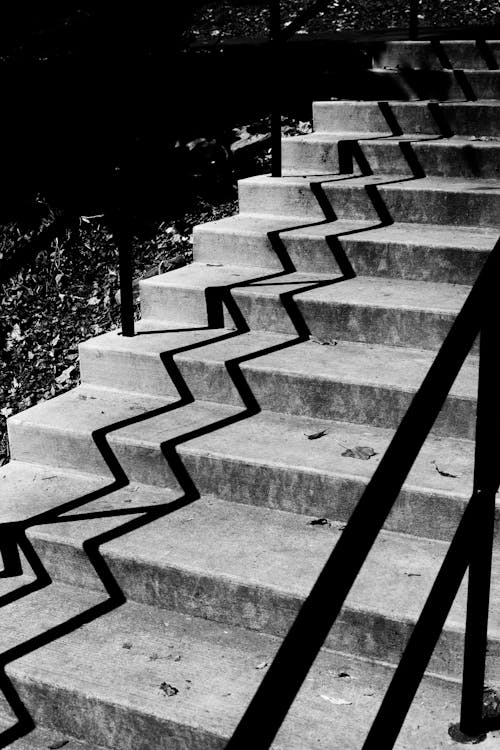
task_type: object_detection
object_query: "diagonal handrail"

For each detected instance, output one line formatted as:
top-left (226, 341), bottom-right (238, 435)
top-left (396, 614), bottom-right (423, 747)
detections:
top-left (226, 236), bottom-right (500, 748)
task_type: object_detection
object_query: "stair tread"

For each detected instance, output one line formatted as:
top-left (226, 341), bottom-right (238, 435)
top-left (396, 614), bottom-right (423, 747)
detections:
top-left (173, 330), bottom-right (477, 399)
top-left (140, 263), bottom-right (472, 315)
top-left (1, 582), bottom-right (478, 750)
top-left (24, 496), bottom-right (500, 635)
top-left (0, 461), bottom-right (173, 524)
top-left (178, 408), bottom-right (476, 499)
top-left (8, 385), bottom-right (240, 445)
top-left (195, 214), bottom-right (498, 250)
top-left (4, 389), bottom-right (478, 513)
top-left (291, 131), bottom-right (500, 145)
top-left (244, 172), bottom-right (500, 194)
top-left (7, 384), bottom-right (168, 434)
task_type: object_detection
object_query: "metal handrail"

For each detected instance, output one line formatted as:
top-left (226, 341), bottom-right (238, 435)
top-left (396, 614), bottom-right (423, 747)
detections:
top-left (225, 233), bottom-right (500, 747)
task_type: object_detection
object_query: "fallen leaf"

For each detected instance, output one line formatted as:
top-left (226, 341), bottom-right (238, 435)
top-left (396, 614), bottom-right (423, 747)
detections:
top-left (321, 694), bottom-right (352, 705)
top-left (309, 518), bottom-right (331, 527)
top-left (336, 671), bottom-right (351, 679)
top-left (55, 365), bottom-right (75, 384)
top-left (47, 741), bottom-right (69, 750)
top-left (433, 462), bottom-right (460, 478)
top-left (255, 661), bottom-right (268, 670)
top-left (341, 446), bottom-right (378, 460)
top-left (159, 682), bottom-right (179, 697)
top-left (122, 642), bottom-right (133, 649)
top-left (406, 572), bottom-right (422, 577)
top-left (305, 429), bottom-right (328, 440)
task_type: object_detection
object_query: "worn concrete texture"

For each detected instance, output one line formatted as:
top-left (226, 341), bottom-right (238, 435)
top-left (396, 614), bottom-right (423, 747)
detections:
top-left (2, 37), bottom-right (500, 749)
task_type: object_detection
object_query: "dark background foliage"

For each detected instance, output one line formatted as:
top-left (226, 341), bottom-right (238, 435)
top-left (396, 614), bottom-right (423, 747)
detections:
top-left (1, 1), bottom-right (499, 464)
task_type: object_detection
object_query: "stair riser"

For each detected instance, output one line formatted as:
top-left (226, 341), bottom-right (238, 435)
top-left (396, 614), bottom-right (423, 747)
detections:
top-left (181, 451), bottom-right (494, 546)
top-left (7, 422), bottom-right (112, 479)
top-left (7, 676), bottom-right (225, 750)
top-left (140, 284), bottom-right (208, 326)
top-left (323, 69), bottom-right (500, 101)
top-left (26, 534), bottom-right (500, 683)
top-left (282, 138), bottom-right (500, 179)
top-left (173, 358), bottom-right (475, 440)
top-left (191, 227), bottom-right (488, 283)
top-left (129, 283), bottom-right (464, 351)
top-left (313, 101), bottom-right (500, 137)
top-left (239, 179), bottom-right (500, 228)
top-left (373, 41), bottom-right (500, 71)
top-left (80, 348), bottom-right (179, 399)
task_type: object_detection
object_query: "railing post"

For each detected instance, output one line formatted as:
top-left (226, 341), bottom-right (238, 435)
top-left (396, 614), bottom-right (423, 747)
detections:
top-left (409, 0), bottom-right (419, 40)
top-left (460, 310), bottom-right (498, 736)
top-left (270, 0), bottom-right (282, 177)
top-left (114, 212), bottom-right (135, 338)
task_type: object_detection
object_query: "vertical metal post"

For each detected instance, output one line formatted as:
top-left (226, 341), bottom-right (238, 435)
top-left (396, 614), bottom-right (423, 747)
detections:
top-left (460, 310), bottom-right (498, 736)
top-left (270, 0), bottom-right (282, 177)
top-left (409, 0), bottom-right (419, 40)
top-left (116, 218), bottom-right (135, 337)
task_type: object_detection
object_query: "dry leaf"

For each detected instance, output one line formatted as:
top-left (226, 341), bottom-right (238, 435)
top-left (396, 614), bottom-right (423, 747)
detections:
top-left (433, 462), bottom-right (460, 478)
top-left (309, 518), bottom-right (331, 527)
top-left (341, 446), bottom-right (377, 460)
top-left (305, 429), bottom-right (328, 440)
top-left (159, 682), bottom-right (179, 697)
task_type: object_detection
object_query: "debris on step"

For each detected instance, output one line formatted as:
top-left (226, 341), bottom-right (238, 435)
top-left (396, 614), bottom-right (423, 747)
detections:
top-left (483, 686), bottom-right (500, 720)
top-left (309, 518), bottom-right (331, 527)
top-left (305, 429), bottom-right (329, 440)
top-left (321, 695), bottom-right (352, 705)
top-left (432, 460), bottom-right (461, 478)
top-left (341, 445), bottom-right (378, 460)
top-left (159, 682), bottom-right (179, 697)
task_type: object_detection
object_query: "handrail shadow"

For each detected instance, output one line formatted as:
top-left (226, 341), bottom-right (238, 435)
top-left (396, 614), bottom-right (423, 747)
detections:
top-left (0, 153), bottom-right (400, 746)
top-left (225, 236), bottom-right (500, 748)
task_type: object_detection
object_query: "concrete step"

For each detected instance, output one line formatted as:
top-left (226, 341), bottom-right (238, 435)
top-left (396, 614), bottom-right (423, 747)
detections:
top-left (15, 331), bottom-right (478, 448)
top-left (372, 40), bottom-right (500, 71)
top-left (325, 68), bottom-right (500, 101)
top-left (0, 461), bottom-right (495, 685)
top-left (18, 495), bottom-right (500, 685)
top-left (0, 581), bottom-right (482, 750)
top-left (313, 100), bottom-right (500, 137)
top-left (6, 385), bottom-right (241, 486)
top-left (4, 380), bottom-right (481, 532)
top-left (133, 267), bottom-right (472, 350)
top-left (6, 384), bottom-right (179, 481)
top-left (191, 214), bottom-right (495, 283)
top-left (238, 173), bottom-right (500, 228)
top-left (1, 391), bottom-right (487, 542)
top-left (282, 132), bottom-right (500, 179)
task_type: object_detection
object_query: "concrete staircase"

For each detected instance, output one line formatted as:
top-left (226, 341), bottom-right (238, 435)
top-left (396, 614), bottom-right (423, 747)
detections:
top-left (2, 39), bottom-right (500, 749)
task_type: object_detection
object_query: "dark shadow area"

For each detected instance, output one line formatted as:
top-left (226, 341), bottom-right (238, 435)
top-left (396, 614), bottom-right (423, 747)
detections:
top-left (476, 40), bottom-right (499, 70)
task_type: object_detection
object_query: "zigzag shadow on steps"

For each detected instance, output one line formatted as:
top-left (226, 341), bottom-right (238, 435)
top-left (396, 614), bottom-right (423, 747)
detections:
top-left (0, 190), bottom-right (368, 746)
top-left (0, 152), bottom-right (425, 746)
